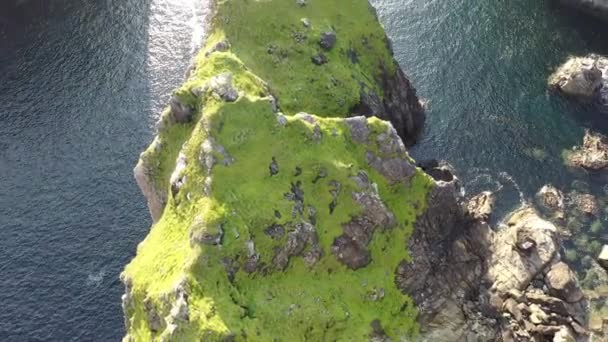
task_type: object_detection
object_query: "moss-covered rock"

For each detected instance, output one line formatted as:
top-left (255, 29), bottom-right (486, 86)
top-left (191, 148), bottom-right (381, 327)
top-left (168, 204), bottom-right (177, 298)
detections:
top-left (123, 1), bottom-right (430, 341)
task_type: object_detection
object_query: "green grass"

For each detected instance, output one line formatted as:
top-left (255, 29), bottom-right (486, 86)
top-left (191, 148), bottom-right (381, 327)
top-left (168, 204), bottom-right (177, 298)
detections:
top-left (123, 1), bottom-right (432, 341)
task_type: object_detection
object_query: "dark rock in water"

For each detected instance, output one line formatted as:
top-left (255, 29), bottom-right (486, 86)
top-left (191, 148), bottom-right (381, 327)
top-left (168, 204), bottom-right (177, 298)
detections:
top-left (417, 159), bottom-right (439, 171)
top-left (170, 96), bottom-right (194, 123)
top-left (311, 53), bottom-right (328, 65)
top-left (319, 31), bottom-right (336, 50)
top-left (556, 0), bottom-right (608, 21)
top-left (351, 65), bottom-right (425, 147)
top-left (535, 184), bottom-right (565, 220)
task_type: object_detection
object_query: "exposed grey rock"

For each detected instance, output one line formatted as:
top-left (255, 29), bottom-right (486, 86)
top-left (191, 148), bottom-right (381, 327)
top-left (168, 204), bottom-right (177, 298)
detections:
top-left (209, 72), bottom-right (239, 102)
top-left (311, 53), bottom-right (328, 65)
top-left (169, 152), bottom-right (188, 198)
top-left (300, 18), bottom-right (310, 28)
top-left (549, 55), bottom-right (604, 99)
top-left (269, 157), bottom-right (279, 176)
top-left (274, 221), bottom-right (321, 270)
top-left (205, 39), bottom-right (230, 57)
top-left (170, 96), bottom-right (194, 123)
top-left (332, 185), bottom-right (396, 270)
top-left (143, 297), bottom-right (163, 332)
top-left (296, 0), bottom-right (307, 7)
top-left (466, 191), bottom-right (495, 221)
top-left (566, 130), bottom-right (608, 172)
top-left (345, 116), bottom-right (370, 143)
top-left (319, 31), bottom-right (336, 50)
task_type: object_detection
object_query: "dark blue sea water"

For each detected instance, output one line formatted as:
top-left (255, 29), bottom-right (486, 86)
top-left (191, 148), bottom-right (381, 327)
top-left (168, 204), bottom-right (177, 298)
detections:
top-left (0, 0), bottom-right (607, 340)
top-left (0, 0), bottom-right (206, 340)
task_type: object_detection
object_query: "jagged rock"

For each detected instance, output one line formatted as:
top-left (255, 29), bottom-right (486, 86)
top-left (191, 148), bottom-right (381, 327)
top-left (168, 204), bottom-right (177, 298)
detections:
top-left (566, 130), bottom-right (608, 171)
top-left (352, 66), bottom-right (425, 147)
top-left (536, 185), bottom-right (565, 218)
top-left (545, 262), bottom-right (584, 303)
top-left (169, 96), bottom-right (194, 123)
top-left (549, 55), bottom-right (604, 99)
top-left (274, 221), bottom-right (321, 270)
top-left (143, 297), bottom-right (163, 332)
top-left (269, 157), bottom-right (279, 176)
top-left (319, 31), bottom-right (336, 50)
top-left (598, 245), bottom-right (608, 271)
top-left (466, 191), bottom-right (495, 221)
top-left (169, 152), bottom-right (188, 198)
top-left (209, 72), bottom-right (239, 102)
top-left (345, 116), bottom-right (369, 143)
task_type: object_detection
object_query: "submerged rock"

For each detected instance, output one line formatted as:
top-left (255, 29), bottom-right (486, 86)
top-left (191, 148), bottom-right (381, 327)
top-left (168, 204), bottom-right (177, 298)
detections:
top-left (566, 130), bottom-right (608, 171)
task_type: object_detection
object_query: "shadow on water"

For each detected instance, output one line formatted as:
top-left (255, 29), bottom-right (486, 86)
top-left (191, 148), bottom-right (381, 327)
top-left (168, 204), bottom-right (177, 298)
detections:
top-left (0, 0), bottom-right (157, 340)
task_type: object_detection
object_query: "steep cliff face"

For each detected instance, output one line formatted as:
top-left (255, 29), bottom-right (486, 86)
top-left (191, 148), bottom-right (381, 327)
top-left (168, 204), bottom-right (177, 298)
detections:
top-left (123, 0), bottom-right (428, 340)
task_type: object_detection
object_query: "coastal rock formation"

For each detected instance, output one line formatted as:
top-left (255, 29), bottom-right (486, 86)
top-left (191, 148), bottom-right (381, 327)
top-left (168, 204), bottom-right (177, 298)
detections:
top-left (536, 184), bottom-right (566, 220)
top-left (556, 0), bottom-right (608, 21)
top-left (549, 55), bottom-right (606, 100)
top-left (124, 0), bottom-right (588, 341)
top-left (565, 130), bottom-right (608, 172)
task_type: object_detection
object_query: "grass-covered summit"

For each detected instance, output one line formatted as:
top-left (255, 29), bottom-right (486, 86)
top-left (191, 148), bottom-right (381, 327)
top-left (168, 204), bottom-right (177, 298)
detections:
top-left (123, 0), bottom-right (431, 340)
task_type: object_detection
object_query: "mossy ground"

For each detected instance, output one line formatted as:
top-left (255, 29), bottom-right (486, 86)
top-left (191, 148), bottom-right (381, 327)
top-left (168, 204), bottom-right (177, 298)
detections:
top-left (124, 1), bottom-right (431, 341)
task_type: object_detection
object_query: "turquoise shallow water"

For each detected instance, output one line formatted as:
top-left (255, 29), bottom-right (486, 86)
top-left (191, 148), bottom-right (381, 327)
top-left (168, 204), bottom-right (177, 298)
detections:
top-left (373, 0), bottom-right (608, 217)
top-left (0, 0), bottom-right (608, 340)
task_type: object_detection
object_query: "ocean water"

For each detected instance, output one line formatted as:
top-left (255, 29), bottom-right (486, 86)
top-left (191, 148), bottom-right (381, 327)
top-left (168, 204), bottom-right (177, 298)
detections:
top-left (0, 0), bottom-right (208, 340)
top-left (0, 0), bottom-right (607, 340)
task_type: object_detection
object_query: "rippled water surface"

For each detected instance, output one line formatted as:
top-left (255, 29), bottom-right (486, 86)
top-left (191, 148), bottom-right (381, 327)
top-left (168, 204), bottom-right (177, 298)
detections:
top-left (0, 0), bottom-right (208, 340)
top-left (1, 0), bottom-right (608, 340)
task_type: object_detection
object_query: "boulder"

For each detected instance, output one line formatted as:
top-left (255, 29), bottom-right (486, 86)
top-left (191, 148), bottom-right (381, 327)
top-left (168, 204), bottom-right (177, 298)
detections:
top-left (209, 72), bottom-right (239, 102)
top-left (466, 191), bottom-right (495, 221)
top-left (545, 262), bottom-right (584, 303)
top-left (566, 130), bottom-right (608, 171)
top-left (319, 31), bottom-right (336, 50)
top-left (549, 55), bottom-right (603, 99)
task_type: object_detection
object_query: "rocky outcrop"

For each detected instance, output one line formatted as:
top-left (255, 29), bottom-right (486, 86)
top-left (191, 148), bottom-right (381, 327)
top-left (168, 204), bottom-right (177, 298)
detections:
top-left (536, 184), bottom-right (566, 221)
top-left (555, 0), bottom-right (608, 21)
top-left (566, 130), bottom-right (608, 172)
top-left (549, 55), bottom-right (606, 100)
top-left (352, 66), bottom-right (425, 147)
top-left (399, 182), bottom-right (589, 341)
